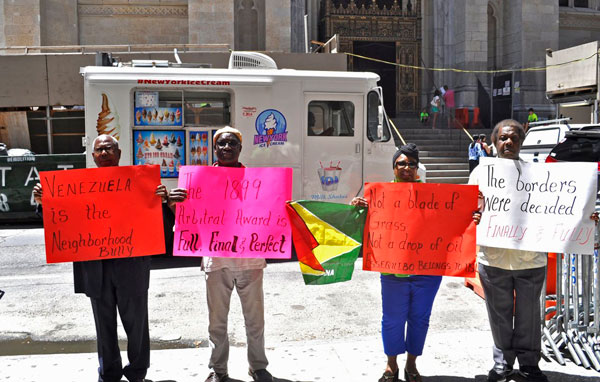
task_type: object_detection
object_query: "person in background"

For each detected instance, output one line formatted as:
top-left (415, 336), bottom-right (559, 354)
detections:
top-left (351, 143), bottom-right (468, 382)
top-left (169, 126), bottom-right (274, 382)
top-left (479, 134), bottom-right (491, 157)
top-left (525, 108), bottom-right (538, 132)
top-left (469, 119), bottom-right (598, 382)
top-left (430, 90), bottom-right (442, 129)
top-left (442, 85), bottom-right (455, 129)
top-left (33, 135), bottom-right (166, 382)
top-left (468, 135), bottom-right (482, 173)
top-left (419, 109), bottom-right (429, 125)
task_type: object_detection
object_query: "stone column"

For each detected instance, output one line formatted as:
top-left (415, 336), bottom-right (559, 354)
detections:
top-left (515, 0), bottom-right (559, 122)
top-left (189, 0), bottom-right (234, 47)
top-left (266, 0), bottom-right (291, 52)
top-left (444, 0), bottom-right (488, 111)
top-left (0, 0), bottom-right (41, 52)
top-left (428, 0), bottom-right (488, 119)
top-left (40, 0), bottom-right (78, 46)
top-left (290, 0), bottom-right (305, 53)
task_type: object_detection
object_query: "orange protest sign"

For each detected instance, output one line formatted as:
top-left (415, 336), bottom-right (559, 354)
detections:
top-left (362, 182), bottom-right (478, 277)
top-left (40, 165), bottom-right (165, 263)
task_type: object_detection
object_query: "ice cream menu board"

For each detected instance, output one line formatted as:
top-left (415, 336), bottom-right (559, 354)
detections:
top-left (133, 130), bottom-right (185, 178)
top-left (134, 107), bottom-right (182, 127)
top-left (190, 131), bottom-right (210, 166)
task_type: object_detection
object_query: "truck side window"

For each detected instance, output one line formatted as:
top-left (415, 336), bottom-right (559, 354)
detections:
top-left (366, 91), bottom-right (391, 142)
top-left (184, 91), bottom-right (231, 126)
top-left (307, 101), bottom-right (354, 137)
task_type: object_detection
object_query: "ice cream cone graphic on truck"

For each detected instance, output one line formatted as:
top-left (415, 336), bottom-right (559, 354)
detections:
top-left (96, 93), bottom-right (121, 140)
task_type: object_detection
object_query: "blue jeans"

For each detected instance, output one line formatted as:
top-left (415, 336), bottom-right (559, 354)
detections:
top-left (380, 274), bottom-right (442, 356)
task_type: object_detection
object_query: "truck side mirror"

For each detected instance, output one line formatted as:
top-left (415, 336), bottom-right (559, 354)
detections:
top-left (377, 105), bottom-right (384, 139)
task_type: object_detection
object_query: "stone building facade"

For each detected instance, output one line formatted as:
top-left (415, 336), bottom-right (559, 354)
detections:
top-left (1, 0), bottom-right (600, 126)
top-left (317, 0), bottom-right (600, 125)
top-left (0, 0), bottom-right (301, 52)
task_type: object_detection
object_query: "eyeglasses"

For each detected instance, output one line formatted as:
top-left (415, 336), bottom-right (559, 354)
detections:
top-left (94, 147), bottom-right (116, 154)
top-left (216, 140), bottom-right (239, 148)
top-left (395, 161), bottom-right (418, 169)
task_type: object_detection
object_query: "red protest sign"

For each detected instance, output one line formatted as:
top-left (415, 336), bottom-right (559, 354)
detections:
top-left (362, 182), bottom-right (478, 277)
top-left (40, 165), bottom-right (165, 263)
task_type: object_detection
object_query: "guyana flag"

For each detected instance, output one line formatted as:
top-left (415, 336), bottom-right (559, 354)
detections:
top-left (285, 200), bottom-right (367, 285)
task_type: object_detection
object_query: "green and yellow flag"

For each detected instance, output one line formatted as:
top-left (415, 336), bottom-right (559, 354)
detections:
top-left (285, 200), bottom-right (367, 285)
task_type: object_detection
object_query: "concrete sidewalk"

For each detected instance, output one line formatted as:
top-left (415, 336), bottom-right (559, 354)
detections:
top-left (1, 228), bottom-right (599, 381)
top-left (2, 335), bottom-right (600, 382)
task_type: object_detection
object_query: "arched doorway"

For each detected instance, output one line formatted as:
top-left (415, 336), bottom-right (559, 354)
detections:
top-left (322, 0), bottom-right (422, 117)
top-left (353, 41), bottom-right (397, 116)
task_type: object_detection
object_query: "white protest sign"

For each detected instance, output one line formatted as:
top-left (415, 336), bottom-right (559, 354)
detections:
top-left (475, 157), bottom-right (597, 254)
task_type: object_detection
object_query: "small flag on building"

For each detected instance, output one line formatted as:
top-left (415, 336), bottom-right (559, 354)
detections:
top-left (285, 200), bottom-right (367, 285)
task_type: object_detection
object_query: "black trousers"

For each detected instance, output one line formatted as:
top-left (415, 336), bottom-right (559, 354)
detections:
top-left (478, 263), bottom-right (546, 368)
top-left (90, 262), bottom-right (150, 382)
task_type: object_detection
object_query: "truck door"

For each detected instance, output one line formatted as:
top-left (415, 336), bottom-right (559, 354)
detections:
top-left (303, 93), bottom-right (364, 202)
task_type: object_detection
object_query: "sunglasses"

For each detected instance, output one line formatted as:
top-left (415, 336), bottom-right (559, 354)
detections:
top-left (395, 161), bottom-right (418, 169)
top-left (216, 140), bottom-right (240, 148)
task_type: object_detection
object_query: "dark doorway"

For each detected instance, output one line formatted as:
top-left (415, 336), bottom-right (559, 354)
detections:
top-left (492, 73), bottom-right (513, 126)
top-left (353, 41), bottom-right (396, 117)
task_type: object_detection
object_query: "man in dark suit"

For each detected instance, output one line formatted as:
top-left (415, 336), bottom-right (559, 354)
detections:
top-left (34, 134), bottom-right (165, 382)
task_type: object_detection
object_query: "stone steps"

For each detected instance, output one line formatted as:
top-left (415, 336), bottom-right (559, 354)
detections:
top-left (427, 169), bottom-right (470, 178)
top-left (427, 176), bottom-right (470, 184)
top-left (420, 151), bottom-right (466, 157)
top-left (391, 117), bottom-right (488, 184)
top-left (424, 163), bottom-right (469, 170)
top-left (420, 157), bottom-right (469, 164)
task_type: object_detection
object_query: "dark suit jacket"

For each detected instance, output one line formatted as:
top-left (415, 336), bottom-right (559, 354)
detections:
top-left (73, 256), bottom-right (151, 299)
top-left (38, 201), bottom-right (163, 300)
top-left (73, 203), bottom-right (174, 299)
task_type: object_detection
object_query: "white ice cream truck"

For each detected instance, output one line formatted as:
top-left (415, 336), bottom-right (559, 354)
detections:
top-left (81, 52), bottom-right (416, 202)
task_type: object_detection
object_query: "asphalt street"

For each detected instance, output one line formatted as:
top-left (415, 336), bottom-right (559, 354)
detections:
top-left (1, 227), bottom-right (599, 381)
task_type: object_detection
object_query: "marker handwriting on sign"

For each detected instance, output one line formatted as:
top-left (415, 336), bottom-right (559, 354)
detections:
top-left (223, 178), bottom-right (262, 201)
top-left (43, 175), bottom-right (132, 197)
top-left (182, 172), bottom-right (202, 200)
top-left (368, 187), bottom-right (462, 211)
top-left (477, 159), bottom-right (596, 254)
top-left (173, 166), bottom-right (292, 259)
top-left (363, 182), bottom-right (478, 277)
top-left (42, 165), bottom-right (164, 263)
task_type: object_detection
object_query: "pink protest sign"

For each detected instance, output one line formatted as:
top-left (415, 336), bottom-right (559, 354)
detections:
top-left (173, 166), bottom-right (293, 259)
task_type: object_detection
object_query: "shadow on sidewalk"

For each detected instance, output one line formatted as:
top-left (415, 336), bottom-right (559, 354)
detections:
top-left (422, 376), bottom-right (486, 381)
top-left (420, 371), bottom-right (600, 381)
top-left (145, 375), bottom-right (305, 382)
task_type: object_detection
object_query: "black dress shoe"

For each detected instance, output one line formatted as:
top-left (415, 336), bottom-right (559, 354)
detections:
top-left (378, 369), bottom-right (399, 382)
top-left (514, 366), bottom-right (548, 382)
top-left (488, 363), bottom-right (514, 382)
top-left (249, 368), bottom-right (274, 382)
top-left (205, 371), bottom-right (229, 382)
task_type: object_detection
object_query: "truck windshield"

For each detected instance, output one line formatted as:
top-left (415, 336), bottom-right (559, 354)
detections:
top-left (366, 90), bottom-right (391, 142)
top-left (522, 127), bottom-right (562, 147)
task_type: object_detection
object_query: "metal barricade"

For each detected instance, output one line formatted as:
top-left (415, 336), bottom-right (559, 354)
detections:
top-left (542, 235), bottom-right (600, 370)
